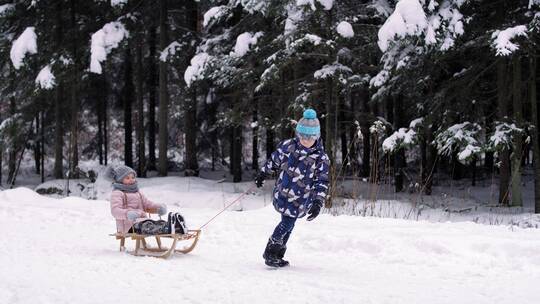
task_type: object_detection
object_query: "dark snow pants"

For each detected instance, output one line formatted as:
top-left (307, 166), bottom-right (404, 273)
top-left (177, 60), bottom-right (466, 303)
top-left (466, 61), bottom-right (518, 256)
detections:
top-left (270, 215), bottom-right (297, 245)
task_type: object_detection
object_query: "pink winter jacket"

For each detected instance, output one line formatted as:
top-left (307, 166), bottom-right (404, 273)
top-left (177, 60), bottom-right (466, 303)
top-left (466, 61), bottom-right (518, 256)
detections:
top-left (110, 190), bottom-right (161, 234)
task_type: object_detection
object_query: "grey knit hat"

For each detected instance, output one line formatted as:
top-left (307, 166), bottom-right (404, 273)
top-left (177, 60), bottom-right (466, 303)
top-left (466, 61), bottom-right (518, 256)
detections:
top-left (295, 109), bottom-right (321, 140)
top-left (104, 165), bottom-right (136, 183)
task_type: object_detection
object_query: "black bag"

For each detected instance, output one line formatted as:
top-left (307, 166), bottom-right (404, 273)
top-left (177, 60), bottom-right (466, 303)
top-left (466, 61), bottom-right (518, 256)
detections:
top-left (131, 212), bottom-right (188, 235)
top-left (132, 219), bottom-right (169, 235)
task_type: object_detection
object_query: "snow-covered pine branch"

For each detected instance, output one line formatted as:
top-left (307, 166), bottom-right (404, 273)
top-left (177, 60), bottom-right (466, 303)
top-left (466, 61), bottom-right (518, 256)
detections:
top-left (10, 27), bottom-right (37, 70)
top-left (435, 122), bottom-right (483, 164)
top-left (89, 21), bottom-right (129, 74)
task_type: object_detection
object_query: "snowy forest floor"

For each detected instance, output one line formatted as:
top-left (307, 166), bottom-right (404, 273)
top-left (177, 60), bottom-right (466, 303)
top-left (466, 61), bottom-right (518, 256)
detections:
top-left (1, 175), bottom-right (540, 303)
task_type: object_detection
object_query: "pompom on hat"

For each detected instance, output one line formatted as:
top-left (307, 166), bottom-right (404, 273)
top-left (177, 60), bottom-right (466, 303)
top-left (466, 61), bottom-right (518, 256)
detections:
top-left (295, 109), bottom-right (321, 140)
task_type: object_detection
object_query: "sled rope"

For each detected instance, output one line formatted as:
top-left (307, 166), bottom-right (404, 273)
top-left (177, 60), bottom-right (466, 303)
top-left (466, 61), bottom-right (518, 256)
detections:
top-left (198, 185), bottom-right (255, 230)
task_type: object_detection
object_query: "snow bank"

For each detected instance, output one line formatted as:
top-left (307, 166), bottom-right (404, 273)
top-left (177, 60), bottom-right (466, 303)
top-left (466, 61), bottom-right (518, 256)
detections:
top-left (492, 25), bottom-right (528, 56)
top-left (1, 177), bottom-right (540, 304)
top-left (89, 22), bottom-right (129, 74)
top-left (35, 65), bottom-right (56, 89)
top-left (10, 27), bottom-right (38, 70)
top-left (336, 21), bottom-right (354, 38)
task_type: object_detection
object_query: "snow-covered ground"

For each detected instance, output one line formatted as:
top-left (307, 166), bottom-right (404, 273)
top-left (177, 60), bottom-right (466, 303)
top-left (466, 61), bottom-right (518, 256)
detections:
top-left (1, 177), bottom-right (540, 304)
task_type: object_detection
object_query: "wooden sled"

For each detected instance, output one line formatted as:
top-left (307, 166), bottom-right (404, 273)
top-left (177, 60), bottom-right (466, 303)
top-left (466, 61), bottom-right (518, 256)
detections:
top-left (110, 229), bottom-right (201, 259)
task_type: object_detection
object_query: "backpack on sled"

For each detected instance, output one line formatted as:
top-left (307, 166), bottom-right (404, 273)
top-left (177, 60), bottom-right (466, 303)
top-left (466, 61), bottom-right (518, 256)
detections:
top-left (132, 212), bottom-right (188, 235)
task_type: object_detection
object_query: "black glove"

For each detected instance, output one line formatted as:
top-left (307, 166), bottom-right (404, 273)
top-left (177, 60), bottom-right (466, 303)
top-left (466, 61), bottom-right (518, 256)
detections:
top-left (306, 201), bottom-right (322, 221)
top-left (255, 172), bottom-right (266, 188)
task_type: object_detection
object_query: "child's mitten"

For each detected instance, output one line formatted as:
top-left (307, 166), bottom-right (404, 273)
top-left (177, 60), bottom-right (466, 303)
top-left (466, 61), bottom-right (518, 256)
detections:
top-left (127, 210), bottom-right (142, 221)
top-left (306, 201), bottom-right (322, 221)
top-left (157, 204), bottom-right (167, 216)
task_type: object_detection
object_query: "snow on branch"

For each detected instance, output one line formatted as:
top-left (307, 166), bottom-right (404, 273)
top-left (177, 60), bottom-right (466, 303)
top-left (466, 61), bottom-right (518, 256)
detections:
top-left (0, 4), bottom-right (14, 16)
top-left (297, 0), bottom-right (334, 11)
top-left (487, 122), bottom-right (524, 151)
top-left (231, 32), bottom-right (263, 57)
top-left (337, 21), bottom-right (354, 38)
top-left (10, 27), bottom-right (37, 70)
top-left (160, 41), bottom-right (183, 62)
top-left (435, 122), bottom-right (483, 164)
top-left (203, 6), bottom-right (230, 28)
top-left (111, 0), bottom-right (127, 7)
top-left (382, 128), bottom-right (417, 153)
top-left (378, 0), bottom-right (427, 52)
top-left (89, 22), bottom-right (129, 74)
top-left (491, 25), bottom-right (528, 56)
top-left (35, 65), bottom-right (55, 90)
top-left (184, 52), bottom-right (210, 87)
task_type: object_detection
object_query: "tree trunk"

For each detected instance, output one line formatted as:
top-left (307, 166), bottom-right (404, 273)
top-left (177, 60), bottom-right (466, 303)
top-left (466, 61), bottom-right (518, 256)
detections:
top-left (69, 0), bottom-right (79, 179)
top-left (147, 19), bottom-right (157, 171)
top-left (54, 83), bottom-right (64, 178)
top-left (185, 87), bottom-right (199, 176)
top-left (158, 0), bottom-right (169, 176)
top-left (123, 46), bottom-right (134, 168)
top-left (232, 125), bottom-right (243, 182)
top-left (511, 55), bottom-right (523, 207)
top-left (136, 33), bottom-right (146, 177)
top-left (393, 94), bottom-right (405, 192)
top-left (252, 107), bottom-right (259, 170)
top-left (184, 0), bottom-right (199, 176)
top-left (40, 111), bottom-right (45, 183)
top-left (266, 128), bottom-right (275, 159)
top-left (497, 59), bottom-right (511, 206)
top-left (34, 114), bottom-right (41, 175)
top-left (54, 0), bottom-right (64, 179)
top-left (530, 51), bottom-right (540, 213)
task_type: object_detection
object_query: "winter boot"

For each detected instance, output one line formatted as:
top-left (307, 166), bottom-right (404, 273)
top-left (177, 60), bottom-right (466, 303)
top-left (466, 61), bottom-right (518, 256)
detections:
top-left (263, 239), bottom-right (289, 267)
top-left (276, 246), bottom-right (289, 267)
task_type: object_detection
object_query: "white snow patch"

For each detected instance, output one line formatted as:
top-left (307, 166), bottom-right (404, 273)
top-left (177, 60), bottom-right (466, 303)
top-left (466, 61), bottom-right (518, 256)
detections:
top-left (378, 0), bottom-right (427, 52)
top-left (492, 25), bottom-right (528, 56)
top-left (89, 22), bottom-right (129, 74)
top-left (10, 27), bottom-right (38, 70)
top-left (203, 6), bottom-right (228, 27)
top-left (0, 3), bottom-right (14, 16)
top-left (160, 41), bottom-right (182, 62)
top-left (337, 21), bottom-right (354, 38)
top-left (184, 52), bottom-right (210, 87)
top-left (231, 32), bottom-right (263, 57)
top-left (297, 0), bottom-right (333, 11)
top-left (111, 0), bottom-right (127, 7)
top-left (35, 65), bottom-right (56, 90)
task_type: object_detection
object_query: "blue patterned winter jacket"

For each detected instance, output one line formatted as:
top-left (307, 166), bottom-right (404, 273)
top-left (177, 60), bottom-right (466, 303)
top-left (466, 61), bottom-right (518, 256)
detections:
top-left (261, 137), bottom-right (330, 218)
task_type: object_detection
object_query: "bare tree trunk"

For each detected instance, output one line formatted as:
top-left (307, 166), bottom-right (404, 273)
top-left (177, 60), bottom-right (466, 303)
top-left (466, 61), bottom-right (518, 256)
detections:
top-left (40, 111), bottom-right (45, 183)
top-left (158, 0), bottom-right (169, 176)
top-left (266, 127), bottom-right (275, 159)
top-left (393, 94), bottom-right (405, 192)
top-left (123, 46), bottom-right (134, 168)
top-left (69, 0), bottom-right (80, 179)
top-left (530, 50), bottom-right (540, 213)
top-left (147, 19), bottom-right (157, 171)
top-left (497, 59), bottom-right (511, 206)
top-left (54, 0), bottom-right (64, 179)
top-left (136, 33), bottom-right (146, 177)
top-left (184, 0), bottom-right (199, 176)
top-left (232, 125), bottom-right (243, 182)
top-left (54, 83), bottom-right (64, 178)
top-left (34, 114), bottom-right (41, 175)
top-left (252, 107), bottom-right (259, 170)
top-left (511, 55), bottom-right (523, 207)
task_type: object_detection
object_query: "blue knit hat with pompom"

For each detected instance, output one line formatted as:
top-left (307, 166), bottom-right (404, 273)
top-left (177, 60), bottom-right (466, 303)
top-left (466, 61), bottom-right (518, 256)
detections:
top-left (296, 109), bottom-right (320, 140)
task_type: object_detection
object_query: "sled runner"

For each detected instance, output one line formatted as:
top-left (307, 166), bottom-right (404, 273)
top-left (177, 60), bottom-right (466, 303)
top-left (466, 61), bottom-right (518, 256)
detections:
top-left (110, 229), bottom-right (201, 259)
